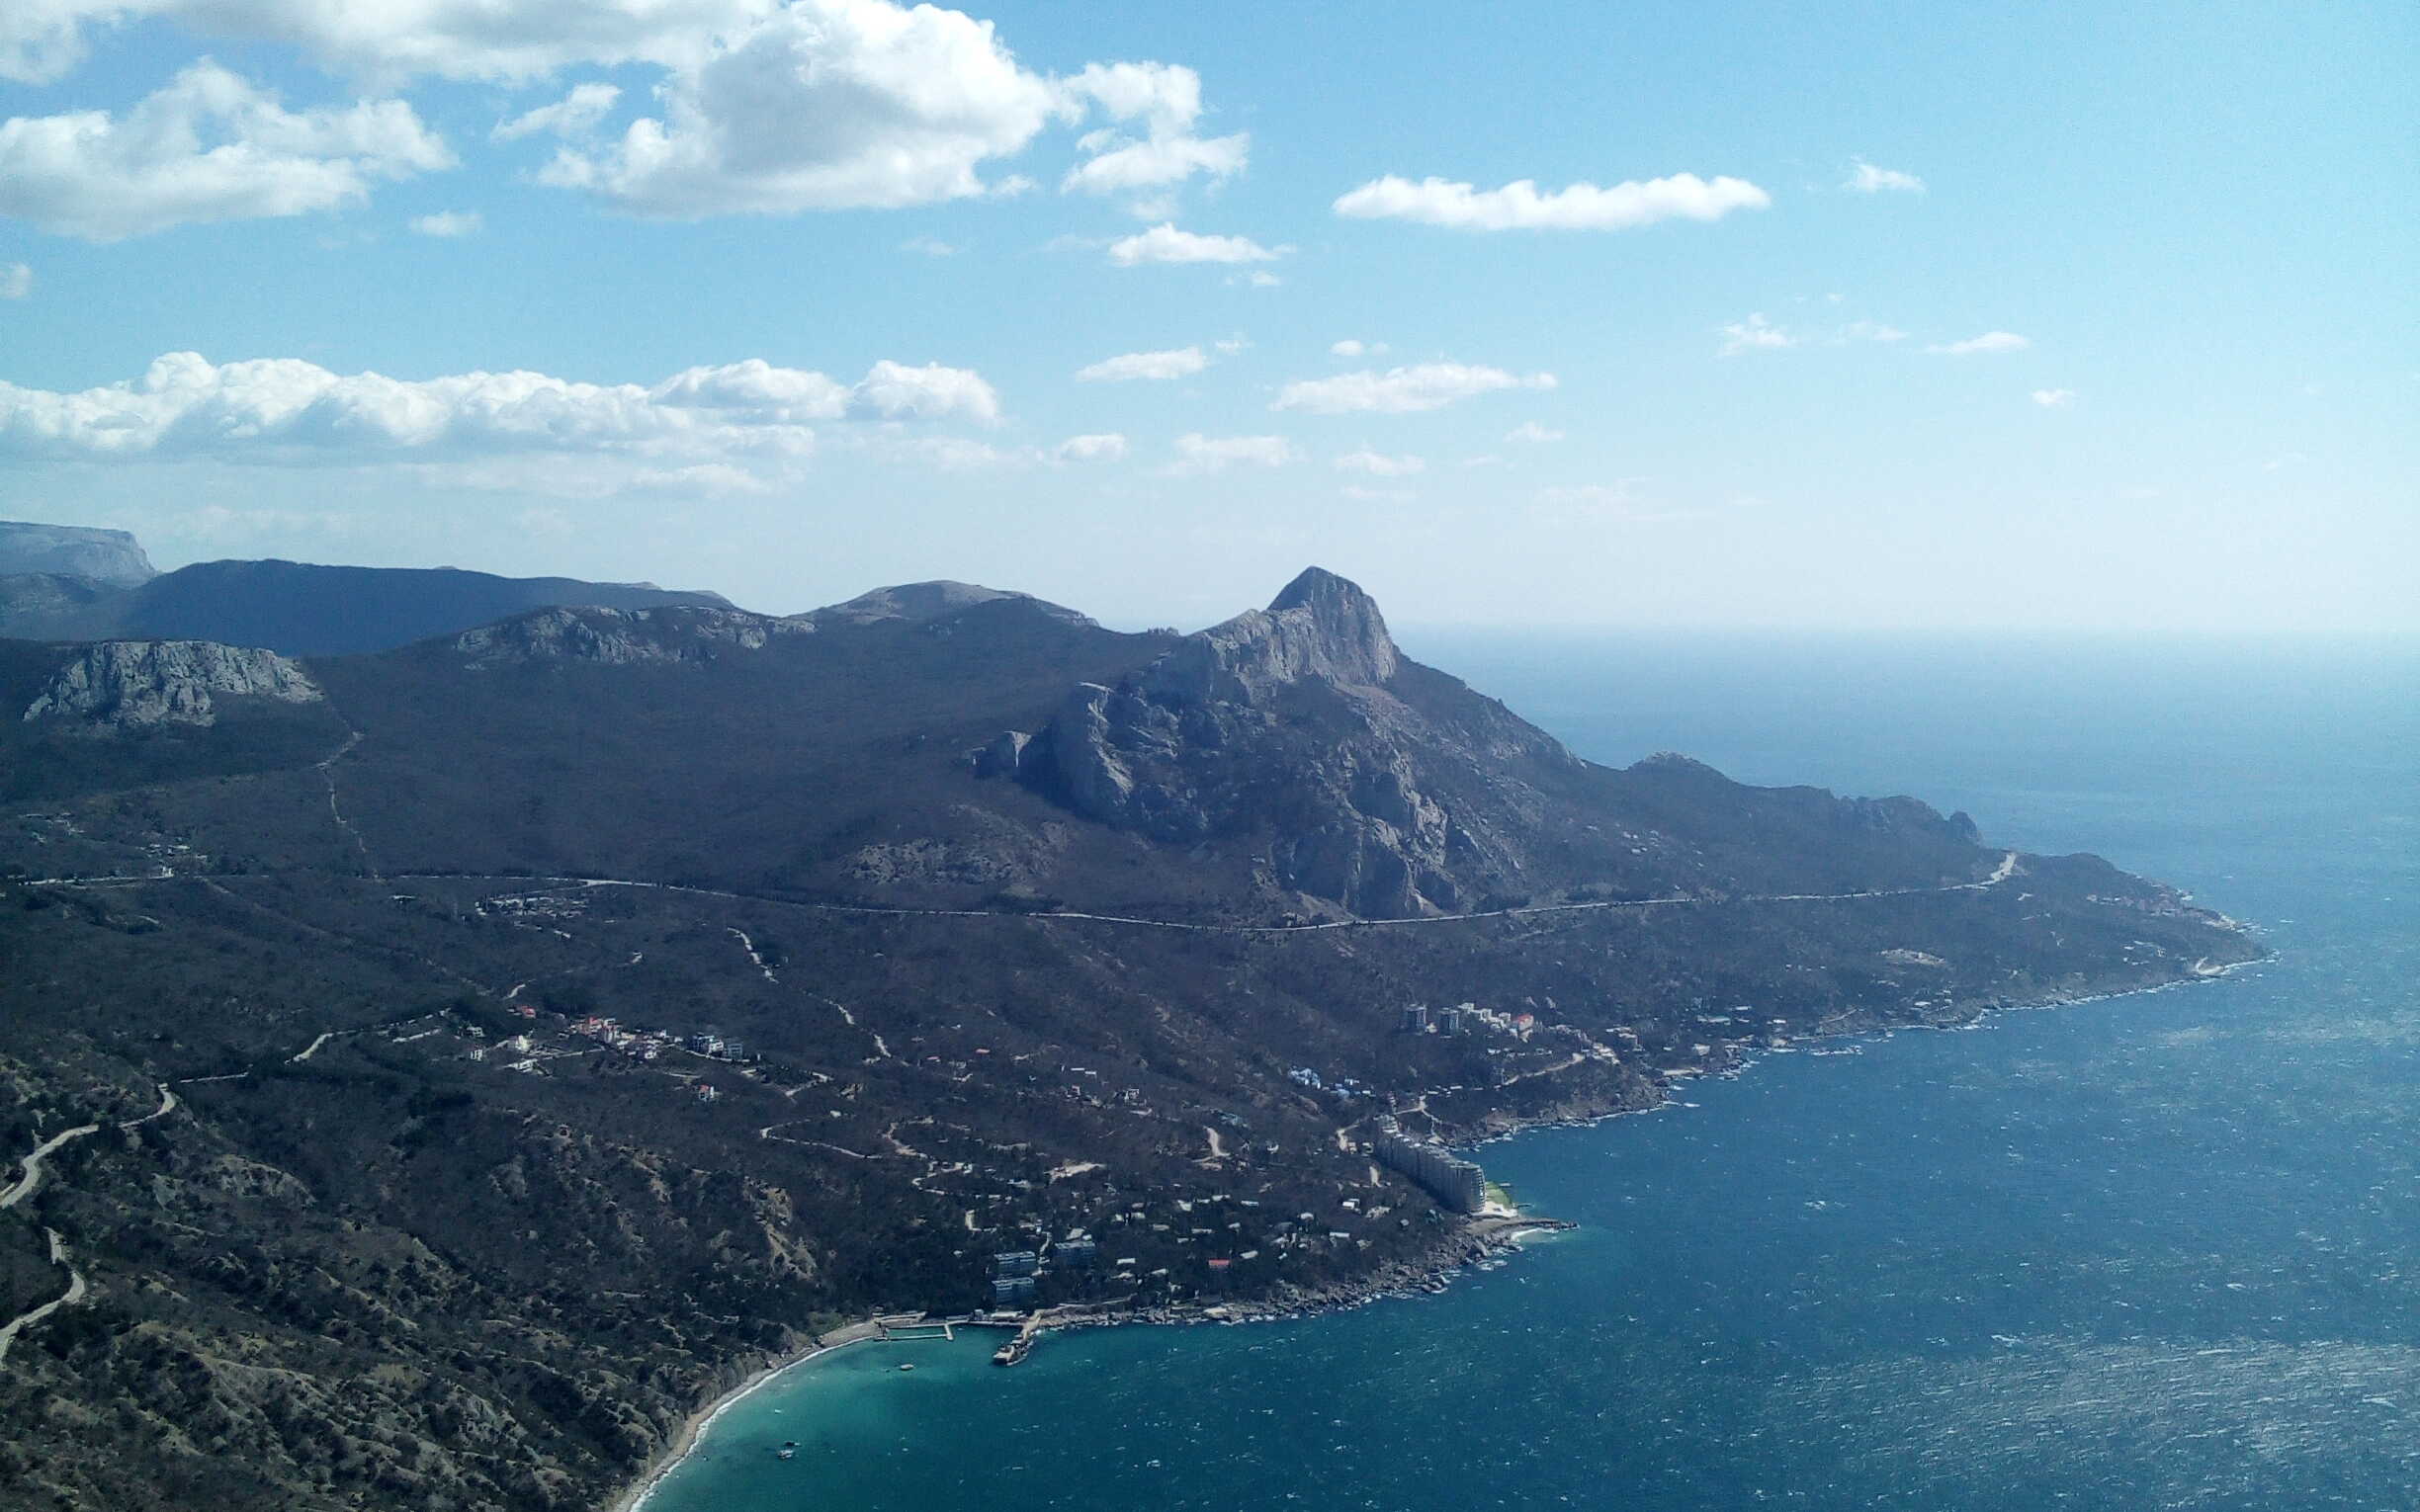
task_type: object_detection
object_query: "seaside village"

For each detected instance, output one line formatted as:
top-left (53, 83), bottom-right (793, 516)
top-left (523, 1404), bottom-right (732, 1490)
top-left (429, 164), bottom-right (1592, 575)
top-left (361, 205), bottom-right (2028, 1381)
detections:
top-left (420, 908), bottom-right (1601, 1359)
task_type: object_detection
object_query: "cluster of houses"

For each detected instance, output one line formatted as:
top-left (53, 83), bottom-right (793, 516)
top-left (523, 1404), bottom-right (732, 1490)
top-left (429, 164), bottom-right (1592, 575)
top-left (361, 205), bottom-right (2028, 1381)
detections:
top-left (566, 1016), bottom-right (748, 1062)
top-left (1400, 1002), bottom-right (1536, 1039)
top-left (1286, 1066), bottom-right (1371, 1098)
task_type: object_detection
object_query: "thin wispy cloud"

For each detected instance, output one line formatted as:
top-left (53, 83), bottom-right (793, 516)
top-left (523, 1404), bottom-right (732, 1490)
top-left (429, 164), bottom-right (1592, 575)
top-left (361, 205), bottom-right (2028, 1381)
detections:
top-left (1719, 314), bottom-right (1795, 356)
top-left (1333, 173), bottom-right (1770, 231)
top-left (1273, 363), bottom-right (1556, 414)
top-left (492, 83), bottom-right (620, 142)
top-left (1839, 320), bottom-right (1907, 344)
top-left (1054, 433), bottom-right (1128, 462)
top-left (1929, 331), bottom-right (2031, 355)
top-left (408, 210), bottom-right (481, 237)
top-left (1846, 159), bottom-right (1925, 194)
top-left (1168, 432), bottom-right (1296, 474)
top-left (1109, 224), bottom-right (1287, 265)
top-left (1076, 346), bottom-right (1207, 381)
top-left (1334, 448), bottom-right (1426, 476)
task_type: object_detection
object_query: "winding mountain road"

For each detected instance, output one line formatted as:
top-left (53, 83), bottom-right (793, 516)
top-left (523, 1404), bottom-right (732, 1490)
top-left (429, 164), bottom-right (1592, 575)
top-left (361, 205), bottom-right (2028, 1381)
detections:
top-left (0, 1229), bottom-right (85, 1366)
top-left (1, 1125), bottom-right (99, 1211)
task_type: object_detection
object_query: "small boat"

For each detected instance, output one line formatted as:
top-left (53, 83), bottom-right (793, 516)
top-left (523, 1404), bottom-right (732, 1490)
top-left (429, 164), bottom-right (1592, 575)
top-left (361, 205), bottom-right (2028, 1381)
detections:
top-left (776, 1447), bottom-right (795, 1461)
top-left (898, 1362), bottom-right (915, 1372)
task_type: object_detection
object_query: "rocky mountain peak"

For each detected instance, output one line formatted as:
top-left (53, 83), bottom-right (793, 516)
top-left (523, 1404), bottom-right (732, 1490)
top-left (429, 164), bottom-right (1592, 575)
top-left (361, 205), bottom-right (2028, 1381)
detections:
top-left (980, 569), bottom-right (1532, 916)
top-left (1145, 565), bottom-right (1399, 708)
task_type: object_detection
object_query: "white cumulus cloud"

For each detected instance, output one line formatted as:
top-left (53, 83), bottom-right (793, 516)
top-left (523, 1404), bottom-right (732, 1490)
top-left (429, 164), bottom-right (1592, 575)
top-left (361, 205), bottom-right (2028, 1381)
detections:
top-left (0, 352), bottom-right (997, 483)
top-left (1169, 432), bottom-right (1294, 474)
top-left (540, 0), bottom-right (1062, 215)
top-left (409, 210), bottom-right (482, 236)
top-left (1075, 346), bottom-right (1207, 382)
top-left (0, 60), bottom-right (452, 240)
top-left (1333, 172), bottom-right (1770, 231)
top-left (2031, 388), bottom-right (2076, 407)
top-left (1059, 61), bottom-right (1248, 198)
top-left (1107, 223), bottom-right (1285, 266)
top-left (493, 82), bottom-right (622, 141)
top-left (1272, 363), bottom-right (1555, 415)
top-left (1929, 330), bottom-right (2031, 355)
top-left (1334, 448), bottom-right (1425, 476)
top-left (847, 359), bottom-right (1000, 423)
top-left (1846, 159), bottom-right (1925, 194)
top-left (1, 0), bottom-right (778, 86)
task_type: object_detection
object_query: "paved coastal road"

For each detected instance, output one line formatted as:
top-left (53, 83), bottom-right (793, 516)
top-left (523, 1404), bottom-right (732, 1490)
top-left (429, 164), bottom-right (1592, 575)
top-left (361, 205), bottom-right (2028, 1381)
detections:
top-left (500, 848), bottom-right (2023, 936)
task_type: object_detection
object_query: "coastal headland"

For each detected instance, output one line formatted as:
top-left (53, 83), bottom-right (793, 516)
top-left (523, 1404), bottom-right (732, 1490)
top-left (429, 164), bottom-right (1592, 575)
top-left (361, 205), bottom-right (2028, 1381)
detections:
top-left (0, 564), bottom-right (2260, 1512)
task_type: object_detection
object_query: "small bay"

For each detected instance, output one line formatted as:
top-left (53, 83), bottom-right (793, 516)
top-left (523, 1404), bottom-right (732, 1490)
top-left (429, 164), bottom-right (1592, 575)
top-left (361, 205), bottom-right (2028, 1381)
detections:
top-left (644, 633), bottom-right (2417, 1512)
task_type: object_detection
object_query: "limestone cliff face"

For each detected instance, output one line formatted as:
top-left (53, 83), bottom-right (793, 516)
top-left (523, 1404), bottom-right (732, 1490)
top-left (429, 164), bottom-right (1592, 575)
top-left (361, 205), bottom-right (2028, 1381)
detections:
top-left (454, 605), bottom-right (812, 667)
top-left (1142, 566), bottom-right (1399, 707)
top-left (24, 640), bottom-right (321, 728)
top-left (994, 568), bottom-right (1576, 917)
top-left (0, 521), bottom-right (156, 587)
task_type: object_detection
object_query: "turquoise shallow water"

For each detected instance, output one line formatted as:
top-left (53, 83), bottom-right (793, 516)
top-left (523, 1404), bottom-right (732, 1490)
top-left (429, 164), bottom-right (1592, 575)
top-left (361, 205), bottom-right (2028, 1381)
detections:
top-left (646, 634), bottom-right (2417, 1512)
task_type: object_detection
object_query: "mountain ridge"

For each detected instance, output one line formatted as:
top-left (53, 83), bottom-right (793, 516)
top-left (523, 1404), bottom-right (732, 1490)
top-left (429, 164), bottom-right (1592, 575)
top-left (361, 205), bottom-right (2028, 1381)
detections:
top-left (0, 559), bottom-right (2260, 1512)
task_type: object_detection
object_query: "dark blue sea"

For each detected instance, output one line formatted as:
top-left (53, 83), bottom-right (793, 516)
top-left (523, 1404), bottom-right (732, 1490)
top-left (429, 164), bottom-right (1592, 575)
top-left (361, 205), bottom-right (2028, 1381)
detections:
top-left (643, 633), bottom-right (2418, 1512)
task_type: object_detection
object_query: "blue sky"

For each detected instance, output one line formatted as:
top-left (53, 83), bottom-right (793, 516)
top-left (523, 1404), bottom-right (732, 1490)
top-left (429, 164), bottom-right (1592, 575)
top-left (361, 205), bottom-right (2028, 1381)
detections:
top-left (0, 1), bottom-right (2410, 631)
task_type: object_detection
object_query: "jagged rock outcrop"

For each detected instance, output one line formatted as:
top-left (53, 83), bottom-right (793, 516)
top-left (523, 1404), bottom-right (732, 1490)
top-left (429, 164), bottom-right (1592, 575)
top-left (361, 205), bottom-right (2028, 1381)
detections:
top-left (24, 640), bottom-right (321, 728)
top-left (455, 606), bottom-right (812, 668)
top-left (1143, 566), bottom-right (1399, 707)
top-left (801, 580), bottom-right (1095, 630)
top-left (994, 567), bottom-right (1566, 917)
top-left (0, 522), bottom-right (156, 587)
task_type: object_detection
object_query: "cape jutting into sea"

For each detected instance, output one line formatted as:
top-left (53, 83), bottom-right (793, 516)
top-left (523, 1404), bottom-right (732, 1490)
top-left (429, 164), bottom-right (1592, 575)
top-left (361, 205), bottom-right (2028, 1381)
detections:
top-left (641, 630), bottom-right (2419, 1512)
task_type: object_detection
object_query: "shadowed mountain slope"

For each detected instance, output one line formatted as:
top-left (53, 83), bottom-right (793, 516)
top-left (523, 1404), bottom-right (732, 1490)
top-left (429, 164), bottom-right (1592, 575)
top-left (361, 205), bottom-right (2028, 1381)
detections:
top-left (0, 566), bottom-right (2259, 1512)
top-left (0, 554), bottom-right (732, 655)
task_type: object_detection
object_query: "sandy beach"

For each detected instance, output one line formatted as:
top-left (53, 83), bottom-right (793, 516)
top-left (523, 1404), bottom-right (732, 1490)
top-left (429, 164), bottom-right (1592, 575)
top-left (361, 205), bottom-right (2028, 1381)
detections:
top-left (605, 1318), bottom-right (886, 1512)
